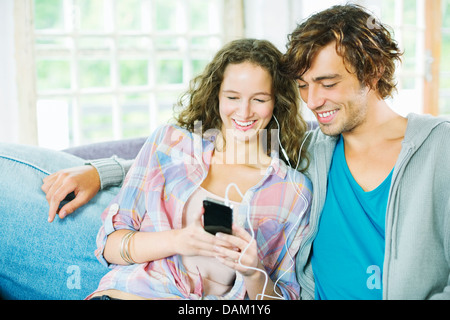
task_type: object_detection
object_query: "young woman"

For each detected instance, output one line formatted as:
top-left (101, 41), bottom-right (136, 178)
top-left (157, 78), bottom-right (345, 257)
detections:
top-left (87, 39), bottom-right (312, 300)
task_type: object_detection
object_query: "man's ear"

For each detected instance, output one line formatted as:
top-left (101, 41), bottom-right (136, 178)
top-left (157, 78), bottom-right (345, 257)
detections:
top-left (373, 65), bottom-right (385, 86)
top-left (369, 65), bottom-right (385, 95)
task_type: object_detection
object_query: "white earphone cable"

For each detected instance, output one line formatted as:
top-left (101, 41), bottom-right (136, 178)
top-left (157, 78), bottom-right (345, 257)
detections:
top-left (196, 120), bottom-right (311, 300)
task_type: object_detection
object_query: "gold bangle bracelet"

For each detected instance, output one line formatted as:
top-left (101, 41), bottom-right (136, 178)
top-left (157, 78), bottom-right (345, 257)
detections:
top-left (120, 230), bottom-right (137, 265)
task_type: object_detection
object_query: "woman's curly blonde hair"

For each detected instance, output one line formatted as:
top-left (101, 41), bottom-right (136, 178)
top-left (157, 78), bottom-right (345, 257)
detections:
top-left (174, 38), bottom-right (309, 171)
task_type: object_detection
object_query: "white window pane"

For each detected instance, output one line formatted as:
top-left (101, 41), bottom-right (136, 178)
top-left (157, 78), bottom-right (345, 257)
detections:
top-left (36, 59), bottom-right (71, 91)
top-left (37, 99), bottom-right (70, 149)
top-left (34, 0), bottom-right (65, 30)
top-left (121, 93), bottom-right (151, 138)
top-left (78, 0), bottom-right (107, 32)
top-left (80, 95), bottom-right (114, 144)
top-left (117, 0), bottom-right (150, 31)
top-left (119, 60), bottom-right (149, 87)
top-left (156, 59), bottom-right (183, 84)
top-left (79, 59), bottom-right (111, 88)
top-left (156, 91), bottom-right (181, 125)
top-left (440, 95), bottom-right (450, 114)
top-left (403, 0), bottom-right (417, 26)
top-left (155, 0), bottom-right (181, 32)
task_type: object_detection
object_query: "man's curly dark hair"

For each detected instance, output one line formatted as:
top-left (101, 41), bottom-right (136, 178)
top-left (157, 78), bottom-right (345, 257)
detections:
top-left (282, 4), bottom-right (403, 99)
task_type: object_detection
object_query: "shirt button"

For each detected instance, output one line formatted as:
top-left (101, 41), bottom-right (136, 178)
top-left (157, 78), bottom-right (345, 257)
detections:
top-left (108, 203), bottom-right (119, 215)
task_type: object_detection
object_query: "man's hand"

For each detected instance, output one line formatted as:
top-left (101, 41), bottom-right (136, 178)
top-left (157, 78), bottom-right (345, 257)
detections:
top-left (42, 165), bottom-right (101, 222)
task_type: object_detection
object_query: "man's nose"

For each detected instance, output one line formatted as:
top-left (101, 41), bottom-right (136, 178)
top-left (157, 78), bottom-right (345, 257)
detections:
top-left (305, 86), bottom-right (325, 110)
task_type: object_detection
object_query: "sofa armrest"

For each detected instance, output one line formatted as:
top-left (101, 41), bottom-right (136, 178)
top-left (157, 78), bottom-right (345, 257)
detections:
top-left (63, 137), bottom-right (147, 160)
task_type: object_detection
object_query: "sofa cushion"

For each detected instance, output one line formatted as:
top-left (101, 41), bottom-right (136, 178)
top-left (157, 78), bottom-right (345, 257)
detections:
top-left (0, 143), bottom-right (117, 299)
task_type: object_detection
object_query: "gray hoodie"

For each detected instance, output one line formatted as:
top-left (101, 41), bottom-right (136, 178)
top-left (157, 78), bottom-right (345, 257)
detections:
top-left (296, 113), bottom-right (450, 300)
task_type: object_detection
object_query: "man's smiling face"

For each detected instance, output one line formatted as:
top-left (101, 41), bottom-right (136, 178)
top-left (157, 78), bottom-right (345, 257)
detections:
top-left (297, 42), bottom-right (371, 136)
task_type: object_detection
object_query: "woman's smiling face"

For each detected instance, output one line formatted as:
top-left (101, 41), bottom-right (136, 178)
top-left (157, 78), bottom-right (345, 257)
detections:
top-left (218, 62), bottom-right (275, 143)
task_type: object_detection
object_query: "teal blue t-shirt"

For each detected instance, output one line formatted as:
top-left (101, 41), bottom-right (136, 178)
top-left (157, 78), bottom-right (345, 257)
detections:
top-left (311, 136), bottom-right (393, 300)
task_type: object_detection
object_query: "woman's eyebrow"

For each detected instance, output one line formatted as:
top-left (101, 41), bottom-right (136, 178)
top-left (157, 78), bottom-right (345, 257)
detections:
top-left (222, 90), bottom-right (272, 96)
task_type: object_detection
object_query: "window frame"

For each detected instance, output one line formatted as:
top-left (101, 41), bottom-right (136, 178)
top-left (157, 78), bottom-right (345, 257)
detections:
top-left (14, 0), bottom-right (38, 145)
top-left (424, 0), bottom-right (442, 116)
top-left (18, 0), bottom-right (244, 148)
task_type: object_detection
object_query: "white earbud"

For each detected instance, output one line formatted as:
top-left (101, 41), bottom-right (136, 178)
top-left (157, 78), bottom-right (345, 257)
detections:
top-left (272, 115), bottom-right (291, 165)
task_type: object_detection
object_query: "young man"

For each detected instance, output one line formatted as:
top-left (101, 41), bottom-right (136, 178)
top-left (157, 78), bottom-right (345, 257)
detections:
top-left (282, 4), bottom-right (450, 300)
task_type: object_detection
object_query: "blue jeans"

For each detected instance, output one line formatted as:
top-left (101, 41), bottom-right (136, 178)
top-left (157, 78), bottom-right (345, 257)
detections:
top-left (0, 143), bottom-right (119, 300)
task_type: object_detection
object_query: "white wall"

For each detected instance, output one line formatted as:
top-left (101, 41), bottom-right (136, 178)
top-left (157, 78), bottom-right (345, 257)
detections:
top-left (243, 0), bottom-right (350, 52)
top-left (243, 0), bottom-right (294, 52)
top-left (0, 0), bottom-right (19, 144)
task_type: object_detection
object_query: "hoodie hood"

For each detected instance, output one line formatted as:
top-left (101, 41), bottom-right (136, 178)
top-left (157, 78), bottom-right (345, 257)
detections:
top-left (404, 113), bottom-right (450, 150)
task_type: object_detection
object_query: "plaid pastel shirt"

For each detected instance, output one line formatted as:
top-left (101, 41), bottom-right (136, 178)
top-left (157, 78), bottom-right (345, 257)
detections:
top-left (91, 124), bottom-right (312, 300)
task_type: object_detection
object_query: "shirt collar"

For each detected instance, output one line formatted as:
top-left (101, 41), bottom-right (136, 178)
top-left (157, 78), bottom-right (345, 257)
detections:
top-left (268, 150), bottom-right (288, 179)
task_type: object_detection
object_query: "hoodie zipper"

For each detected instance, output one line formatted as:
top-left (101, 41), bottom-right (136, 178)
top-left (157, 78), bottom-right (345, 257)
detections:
top-left (383, 145), bottom-right (413, 300)
top-left (297, 141), bottom-right (333, 298)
